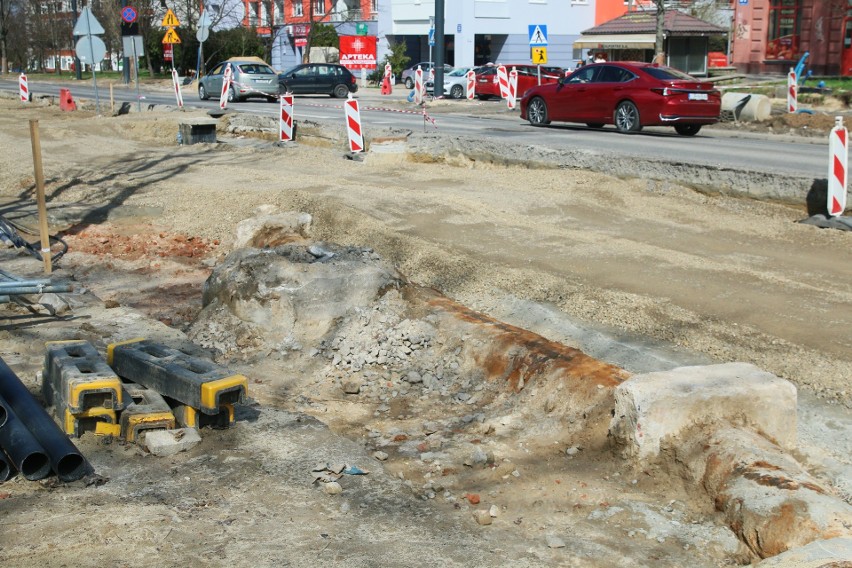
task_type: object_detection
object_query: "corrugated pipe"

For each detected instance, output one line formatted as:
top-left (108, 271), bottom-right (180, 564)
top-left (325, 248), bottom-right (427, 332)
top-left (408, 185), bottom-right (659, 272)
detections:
top-left (0, 357), bottom-right (89, 482)
top-left (0, 395), bottom-right (50, 480)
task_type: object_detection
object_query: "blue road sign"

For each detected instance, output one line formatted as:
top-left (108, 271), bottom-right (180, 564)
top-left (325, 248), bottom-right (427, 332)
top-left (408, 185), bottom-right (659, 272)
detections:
top-left (529, 25), bottom-right (547, 47)
top-left (429, 28), bottom-right (435, 47)
top-left (121, 6), bottom-right (137, 24)
top-left (738, 0), bottom-right (747, 4)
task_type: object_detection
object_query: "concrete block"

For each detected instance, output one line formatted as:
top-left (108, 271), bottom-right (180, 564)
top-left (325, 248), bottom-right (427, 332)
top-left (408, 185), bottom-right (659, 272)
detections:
top-left (143, 428), bottom-right (201, 457)
top-left (43, 340), bottom-right (125, 413)
top-left (62, 406), bottom-right (117, 438)
top-left (609, 362), bottom-right (797, 459)
top-left (178, 119), bottom-right (218, 145)
top-left (107, 339), bottom-right (247, 415)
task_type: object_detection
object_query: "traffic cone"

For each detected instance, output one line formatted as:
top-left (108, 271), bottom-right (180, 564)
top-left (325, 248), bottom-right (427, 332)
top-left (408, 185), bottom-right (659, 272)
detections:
top-left (59, 88), bottom-right (76, 111)
top-left (381, 75), bottom-right (392, 95)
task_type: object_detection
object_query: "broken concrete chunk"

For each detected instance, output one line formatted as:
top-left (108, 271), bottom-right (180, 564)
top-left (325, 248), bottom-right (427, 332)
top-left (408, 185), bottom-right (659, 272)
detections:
top-left (609, 363), bottom-right (797, 460)
top-left (144, 428), bottom-right (201, 457)
top-left (232, 210), bottom-right (312, 249)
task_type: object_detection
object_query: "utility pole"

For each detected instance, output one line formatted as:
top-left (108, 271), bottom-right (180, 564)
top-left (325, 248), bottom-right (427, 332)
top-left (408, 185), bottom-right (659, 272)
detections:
top-left (71, 0), bottom-right (82, 79)
top-left (433, 0), bottom-right (444, 97)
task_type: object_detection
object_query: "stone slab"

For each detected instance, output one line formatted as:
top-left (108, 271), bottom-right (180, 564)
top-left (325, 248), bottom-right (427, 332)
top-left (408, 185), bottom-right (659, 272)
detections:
top-left (144, 428), bottom-right (202, 457)
top-left (610, 362), bottom-right (797, 459)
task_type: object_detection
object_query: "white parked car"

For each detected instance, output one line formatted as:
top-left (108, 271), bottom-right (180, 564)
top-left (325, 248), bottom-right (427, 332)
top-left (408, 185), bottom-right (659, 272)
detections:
top-left (426, 67), bottom-right (477, 99)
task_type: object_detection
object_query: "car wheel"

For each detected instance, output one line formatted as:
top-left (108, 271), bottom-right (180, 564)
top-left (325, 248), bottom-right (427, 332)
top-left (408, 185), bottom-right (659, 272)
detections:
top-left (586, 123), bottom-right (604, 129)
top-left (614, 101), bottom-right (641, 133)
top-left (332, 84), bottom-right (349, 98)
top-left (198, 84), bottom-right (208, 100)
top-left (527, 97), bottom-right (550, 126)
top-left (675, 124), bottom-right (702, 136)
top-left (227, 86), bottom-right (237, 103)
top-left (477, 94), bottom-right (491, 101)
top-left (404, 77), bottom-right (414, 89)
top-left (450, 84), bottom-right (464, 99)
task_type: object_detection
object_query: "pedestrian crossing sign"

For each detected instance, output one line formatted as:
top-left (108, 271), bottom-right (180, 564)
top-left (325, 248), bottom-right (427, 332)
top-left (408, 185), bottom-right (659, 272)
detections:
top-left (532, 47), bottom-right (547, 64)
top-left (528, 24), bottom-right (548, 47)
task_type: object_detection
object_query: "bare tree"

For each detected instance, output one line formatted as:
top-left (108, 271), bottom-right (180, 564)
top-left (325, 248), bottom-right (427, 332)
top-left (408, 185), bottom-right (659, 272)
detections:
top-left (0, 0), bottom-right (17, 73)
top-left (653, 0), bottom-right (665, 65)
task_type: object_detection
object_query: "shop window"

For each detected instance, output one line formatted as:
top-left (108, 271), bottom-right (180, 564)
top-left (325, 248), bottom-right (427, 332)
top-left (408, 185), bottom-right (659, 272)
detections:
top-left (766, 0), bottom-right (800, 61)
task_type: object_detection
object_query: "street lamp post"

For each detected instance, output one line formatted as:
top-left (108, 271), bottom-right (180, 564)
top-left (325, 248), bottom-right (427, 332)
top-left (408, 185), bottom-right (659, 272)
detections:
top-left (70, 0), bottom-right (82, 79)
top-left (434, 0), bottom-right (444, 97)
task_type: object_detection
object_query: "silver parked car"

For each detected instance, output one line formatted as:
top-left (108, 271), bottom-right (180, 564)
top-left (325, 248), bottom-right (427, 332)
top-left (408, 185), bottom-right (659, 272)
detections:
top-left (198, 58), bottom-right (278, 102)
top-left (426, 67), bottom-right (477, 99)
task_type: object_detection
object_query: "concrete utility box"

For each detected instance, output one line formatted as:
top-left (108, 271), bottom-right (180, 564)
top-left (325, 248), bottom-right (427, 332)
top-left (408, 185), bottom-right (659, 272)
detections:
top-left (178, 119), bottom-right (219, 145)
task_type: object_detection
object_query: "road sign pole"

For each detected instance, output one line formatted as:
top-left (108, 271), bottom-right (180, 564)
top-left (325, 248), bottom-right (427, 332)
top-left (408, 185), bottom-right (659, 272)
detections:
top-left (133, 38), bottom-right (141, 113)
top-left (121, 0), bottom-right (130, 84)
top-left (85, 9), bottom-right (101, 114)
top-left (71, 0), bottom-right (82, 80)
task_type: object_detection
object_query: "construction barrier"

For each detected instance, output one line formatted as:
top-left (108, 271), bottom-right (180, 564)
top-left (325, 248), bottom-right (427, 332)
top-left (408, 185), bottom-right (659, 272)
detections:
top-left (788, 68), bottom-right (797, 113)
top-left (219, 63), bottom-right (233, 110)
top-left (62, 406), bottom-right (117, 438)
top-left (19, 73), bottom-right (29, 103)
top-left (59, 88), bottom-right (76, 112)
top-left (497, 65), bottom-right (509, 100)
top-left (172, 403), bottom-right (235, 430)
top-left (414, 66), bottom-right (424, 105)
top-left (107, 338), bottom-right (248, 416)
top-left (507, 67), bottom-right (518, 110)
top-left (280, 94), bottom-right (294, 142)
top-left (344, 95), bottom-right (364, 153)
top-left (43, 340), bottom-right (125, 414)
top-left (171, 68), bottom-right (184, 108)
top-left (119, 382), bottom-right (176, 443)
top-left (466, 69), bottom-right (476, 101)
top-left (828, 116), bottom-right (848, 217)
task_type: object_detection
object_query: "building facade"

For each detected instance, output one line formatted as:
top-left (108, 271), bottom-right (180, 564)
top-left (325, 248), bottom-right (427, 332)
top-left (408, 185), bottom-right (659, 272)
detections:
top-left (731, 0), bottom-right (851, 76)
top-left (378, 0), bottom-right (595, 70)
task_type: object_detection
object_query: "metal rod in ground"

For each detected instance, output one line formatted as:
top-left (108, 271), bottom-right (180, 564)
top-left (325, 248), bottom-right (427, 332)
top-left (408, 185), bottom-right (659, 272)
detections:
top-left (0, 280), bottom-right (53, 288)
top-left (0, 447), bottom-right (13, 481)
top-left (0, 357), bottom-right (89, 482)
top-left (0, 394), bottom-right (51, 480)
top-left (0, 285), bottom-right (73, 295)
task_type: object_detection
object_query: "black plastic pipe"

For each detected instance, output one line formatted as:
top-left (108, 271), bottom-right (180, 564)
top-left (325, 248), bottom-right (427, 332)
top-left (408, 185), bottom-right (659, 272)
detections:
top-left (0, 394), bottom-right (6, 428)
top-left (0, 396), bottom-right (50, 480)
top-left (0, 449), bottom-right (12, 481)
top-left (0, 357), bottom-right (89, 482)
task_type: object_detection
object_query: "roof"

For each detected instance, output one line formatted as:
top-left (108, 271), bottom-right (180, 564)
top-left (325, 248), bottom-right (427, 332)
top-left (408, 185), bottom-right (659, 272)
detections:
top-left (581, 10), bottom-right (726, 36)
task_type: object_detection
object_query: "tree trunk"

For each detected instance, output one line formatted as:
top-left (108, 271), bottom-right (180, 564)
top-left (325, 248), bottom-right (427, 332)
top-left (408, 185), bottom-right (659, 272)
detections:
top-left (655, 0), bottom-right (666, 65)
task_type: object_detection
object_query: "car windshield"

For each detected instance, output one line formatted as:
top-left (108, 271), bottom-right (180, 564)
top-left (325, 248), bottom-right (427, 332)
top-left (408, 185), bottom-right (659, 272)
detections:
top-left (447, 68), bottom-right (469, 77)
top-left (642, 66), bottom-right (697, 81)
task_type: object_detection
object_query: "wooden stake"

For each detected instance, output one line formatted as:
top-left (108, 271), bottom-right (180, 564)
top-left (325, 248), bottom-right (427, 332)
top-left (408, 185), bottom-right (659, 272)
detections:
top-left (110, 82), bottom-right (114, 113)
top-left (28, 119), bottom-right (52, 275)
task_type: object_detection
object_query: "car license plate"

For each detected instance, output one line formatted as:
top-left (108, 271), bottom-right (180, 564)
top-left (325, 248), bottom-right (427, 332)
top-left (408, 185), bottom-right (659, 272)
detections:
top-left (689, 92), bottom-right (708, 101)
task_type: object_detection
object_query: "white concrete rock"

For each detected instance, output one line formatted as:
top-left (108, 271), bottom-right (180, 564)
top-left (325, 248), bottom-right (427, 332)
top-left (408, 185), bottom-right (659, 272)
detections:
top-left (144, 428), bottom-right (202, 457)
top-left (232, 209), bottom-right (312, 249)
top-left (610, 362), bottom-right (797, 459)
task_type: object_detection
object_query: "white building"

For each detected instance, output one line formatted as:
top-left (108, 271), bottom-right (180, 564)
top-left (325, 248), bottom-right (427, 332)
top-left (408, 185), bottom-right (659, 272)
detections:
top-left (379, 0), bottom-right (596, 69)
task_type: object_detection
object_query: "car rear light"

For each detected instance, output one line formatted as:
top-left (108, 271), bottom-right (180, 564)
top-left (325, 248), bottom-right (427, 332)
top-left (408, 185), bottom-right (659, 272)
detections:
top-left (350, 75), bottom-right (356, 84)
top-left (651, 87), bottom-right (673, 96)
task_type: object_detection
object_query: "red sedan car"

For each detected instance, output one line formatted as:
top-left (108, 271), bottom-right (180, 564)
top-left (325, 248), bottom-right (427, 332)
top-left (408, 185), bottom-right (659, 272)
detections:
top-left (519, 61), bottom-right (721, 136)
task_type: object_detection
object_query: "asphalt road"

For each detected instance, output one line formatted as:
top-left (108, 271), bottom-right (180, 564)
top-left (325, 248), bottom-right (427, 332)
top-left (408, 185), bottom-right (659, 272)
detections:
top-left (0, 76), bottom-right (840, 180)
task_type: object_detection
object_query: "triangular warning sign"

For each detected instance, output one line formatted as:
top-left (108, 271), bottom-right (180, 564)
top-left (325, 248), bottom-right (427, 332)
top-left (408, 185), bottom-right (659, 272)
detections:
top-left (161, 9), bottom-right (181, 28)
top-left (162, 28), bottom-right (181, 44)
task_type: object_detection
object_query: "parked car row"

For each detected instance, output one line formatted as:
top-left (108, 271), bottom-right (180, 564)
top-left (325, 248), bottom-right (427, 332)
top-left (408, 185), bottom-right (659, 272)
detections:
top-left (198, 59), bottom-right (358, 102)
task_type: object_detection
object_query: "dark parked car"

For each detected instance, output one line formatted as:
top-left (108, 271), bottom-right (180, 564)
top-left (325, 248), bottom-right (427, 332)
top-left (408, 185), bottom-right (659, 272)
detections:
top-left (520, 61), bottom-right (721, 136)
top-left (400, 62), bottom-right (452, 89)
top-left (198, 59), bottom-right (278, 102)
top-left (278, 63), bottom-right (358, 98)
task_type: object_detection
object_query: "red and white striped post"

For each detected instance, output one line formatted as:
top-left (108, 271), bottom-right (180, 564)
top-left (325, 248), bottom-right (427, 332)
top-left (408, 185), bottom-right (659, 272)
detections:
top-left (787, 67), bottom-right (797, 114)
top-left (219, 64), bottom-right (233, 110)
top-left (19, 73), bottom-right (29, 103)
top-left (344, 94), bottom-right (364, 153)
top-left (171, 68), bottom-right (184, 108)
top-left (466, 69), bottom-right (475, 101)
top-left (828, 116), bottom-right (848, 217)
top-left (414, 66), bottom-right (424, 104)
top-left (280, 94), bottom-right (294, 142)
top-left (507, 67), bottom-right (518, 110)
top-left (497, 65), bottom-right (509, 100)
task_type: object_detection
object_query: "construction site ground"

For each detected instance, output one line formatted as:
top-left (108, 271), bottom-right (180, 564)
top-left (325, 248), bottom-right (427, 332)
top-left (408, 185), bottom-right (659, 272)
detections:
top-left (0, 94), bottom-right (850, 568)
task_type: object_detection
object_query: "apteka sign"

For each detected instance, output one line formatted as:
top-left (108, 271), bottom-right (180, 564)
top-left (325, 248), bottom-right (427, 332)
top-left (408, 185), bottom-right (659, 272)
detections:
top-left (339, 35), bottom-right (377, 69)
